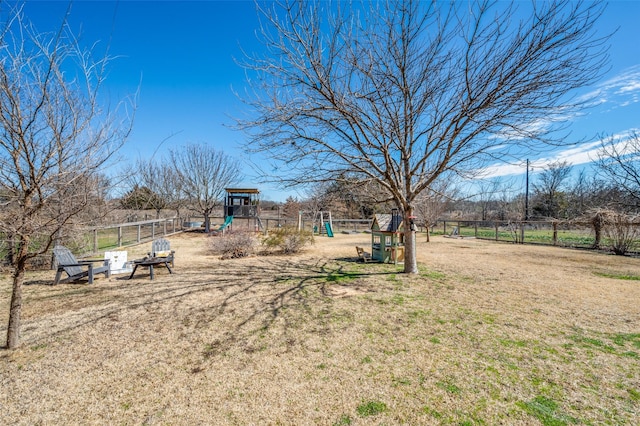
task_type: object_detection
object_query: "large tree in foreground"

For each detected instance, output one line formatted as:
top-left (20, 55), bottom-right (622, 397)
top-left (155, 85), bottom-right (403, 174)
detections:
top-left (238, 0), bottom-right (608, 273)
top-left (0, 6), bottom-right (133, 348)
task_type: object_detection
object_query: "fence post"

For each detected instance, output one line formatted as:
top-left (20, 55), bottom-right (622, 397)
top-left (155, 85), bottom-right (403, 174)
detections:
top-left (137, 225), bottom-right (141, 243)
top-left (93, 229), bottom-right (98, 252)
top-left (553, 222), bottom-right (558, 246)
top-left (151, 222), bottom-right (155, 239)
top-left (495, 222), bottom-right (499, 241)
top-left (443, 221), bottom-right (447, 235)
top-left (474, 222), bottom-right (478, 237)
top-left (520, 222), bottom-right (525, 244)
top-left (117, 226), bottom-right (122, 247)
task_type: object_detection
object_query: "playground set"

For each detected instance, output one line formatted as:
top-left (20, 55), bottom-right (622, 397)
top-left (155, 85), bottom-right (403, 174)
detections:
top-left (214, 188), bottom-right (264, 233)
top-left (216, 188), bottom-right (404, 264)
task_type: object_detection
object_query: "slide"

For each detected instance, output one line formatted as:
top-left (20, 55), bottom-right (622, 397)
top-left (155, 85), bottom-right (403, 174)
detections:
top-left (324, 222), bottom-right (334, 237)
top-left (218, 215), bottom-right (233, 231)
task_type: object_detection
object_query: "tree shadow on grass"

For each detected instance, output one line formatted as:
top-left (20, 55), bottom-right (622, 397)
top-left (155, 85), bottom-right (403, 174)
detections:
top-left (12, 257), bottom-right (401, 353)
top-left (24, 279), bottom-right (55, 286)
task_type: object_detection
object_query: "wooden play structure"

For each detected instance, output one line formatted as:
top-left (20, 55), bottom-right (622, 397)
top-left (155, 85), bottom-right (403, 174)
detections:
top-left (370, 209), bottom-right (405, 264)
top-left (224, 188), bottom-right (263, 232)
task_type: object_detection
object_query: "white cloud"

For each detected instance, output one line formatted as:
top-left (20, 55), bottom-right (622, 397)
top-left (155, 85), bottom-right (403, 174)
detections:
top-left (617, 81), bottom-right (640, 94)
top-left (478, 128), bottom-right (640, 178)
top-left (593, 65), bottom-right (640, 106)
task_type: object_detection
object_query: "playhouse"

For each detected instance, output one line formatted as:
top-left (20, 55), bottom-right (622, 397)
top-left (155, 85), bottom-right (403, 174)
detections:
top-left (370, 209), bottom-right (405, 264)
top-left (223, 188), bottom-right (263, 231)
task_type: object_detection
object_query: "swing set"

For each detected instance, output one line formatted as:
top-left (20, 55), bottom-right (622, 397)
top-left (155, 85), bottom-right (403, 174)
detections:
top-left (297, 211), bottom-right (334, 237)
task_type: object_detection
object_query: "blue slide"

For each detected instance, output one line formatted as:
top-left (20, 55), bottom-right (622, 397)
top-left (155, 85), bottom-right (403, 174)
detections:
top-left (324, 222), bottom-right (334, 237)
top-left (217, 215), bottom-right (233, 231)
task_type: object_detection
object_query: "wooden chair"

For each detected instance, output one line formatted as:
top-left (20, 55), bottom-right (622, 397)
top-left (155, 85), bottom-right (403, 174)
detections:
top-left (148, 238), bottom-right (175, 267)
top-left (356, 246), bottom-right (372, 263)
top-left (53, 246), bottom-right (111, 285)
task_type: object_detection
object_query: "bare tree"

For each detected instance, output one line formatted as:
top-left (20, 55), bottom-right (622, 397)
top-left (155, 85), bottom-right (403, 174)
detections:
top-left (474, 179), bottom-right (503, 221)
top-left (122, 159), bottom-right (182, 219)
top-left (238, 0), bottom-right (608, 273)
top-left (170, 144), bottom-right (241, 233)
top-left (414, 180), bottom-right (457, 242)
top-left (597, 131), bottom-right (640, 207)
top-left (532, 161), bottom-right (572, 219)
top-left (0, 6), bottom-right (133, 348)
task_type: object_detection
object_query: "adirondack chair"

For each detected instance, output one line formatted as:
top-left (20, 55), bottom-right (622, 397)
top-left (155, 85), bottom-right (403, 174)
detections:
top-left (148, 238), bottom-right (175, 267)
top-left (356, 246), bottom-right (372, 263)
top-left (53, 246), bottom-right (111, 285)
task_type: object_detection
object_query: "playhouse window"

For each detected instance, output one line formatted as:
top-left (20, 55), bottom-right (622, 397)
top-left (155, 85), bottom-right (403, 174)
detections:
top-left (373, 235), bottom-right (381, 248)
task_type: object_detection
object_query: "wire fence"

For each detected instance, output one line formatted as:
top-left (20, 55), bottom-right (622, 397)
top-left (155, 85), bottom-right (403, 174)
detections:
top-left (7, 215), bottom-right (637, 271)
top-left (434, 220), bottom-right (601, 249)
top-left (84, 217), bottom-right (183, 253)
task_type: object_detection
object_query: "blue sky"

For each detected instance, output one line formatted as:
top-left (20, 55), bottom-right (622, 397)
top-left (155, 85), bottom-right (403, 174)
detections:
top-left (10, 1), bottom-right (640, 201)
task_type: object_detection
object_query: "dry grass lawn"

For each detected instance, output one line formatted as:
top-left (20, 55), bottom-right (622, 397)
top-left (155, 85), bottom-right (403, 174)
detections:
top-left (1, 231), bottom-right (639, 425)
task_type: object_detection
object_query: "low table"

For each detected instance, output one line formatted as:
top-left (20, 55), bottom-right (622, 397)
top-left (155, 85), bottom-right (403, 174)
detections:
top-left (128, 257), bottom-right (173, 280)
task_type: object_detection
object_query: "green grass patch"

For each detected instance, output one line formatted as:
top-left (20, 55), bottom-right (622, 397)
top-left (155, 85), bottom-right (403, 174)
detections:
top-left (610, 333), bottom-right (640, 348)
top-left (420, 269), bottom-right (446, 280)
top-left (568, 330), bottom-right (640, 357)
top-left (499, 338), bottom-right (527, 348)
top-left (356, 400), bottom-right (388, 417)
top-left (407, 309), bottom-right (430, 322)
top-left (332, 414), bottom-right (352, 425)
top-left (593, 271), bottom-right (640, 280)
top-left (422, 406), bottom-right (443, 419)
top-left (391, 294), bottom-right (404, 305)
top-left (569, 334), bottom-right (617, 354)
top-left (517, 396), bottom-right (579, 426)
top-left (30, 343), bottom-right (47, 351)
top-left (325, 272), bottom-right (361, 283)
top-left (437, 379), bottom-right (462, 395)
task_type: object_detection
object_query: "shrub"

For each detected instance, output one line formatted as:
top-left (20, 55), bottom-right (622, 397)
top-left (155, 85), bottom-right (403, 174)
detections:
top-left (602, 211), bottom-right (640, 255)
top-left (262, 226), bottom-right (314, 254)
top-left (209, 231), bottom-right (258, 259)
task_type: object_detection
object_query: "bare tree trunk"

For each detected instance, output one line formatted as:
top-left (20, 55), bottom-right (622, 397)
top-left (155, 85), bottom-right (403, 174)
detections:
top-left (403, 208), bottom-right (419, 274)
top-left (6, 243), bottom-right (28, 349)
top-left (0, 8), bottom-right (133, 349)
top-left (204, 212), bottom-right (211, 233)
top-left (592, 210), bottom-right (605, 249)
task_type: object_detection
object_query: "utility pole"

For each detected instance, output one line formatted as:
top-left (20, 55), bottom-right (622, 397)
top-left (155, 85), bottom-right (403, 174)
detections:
top-left (525, 159), bottom-right (530, 221)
